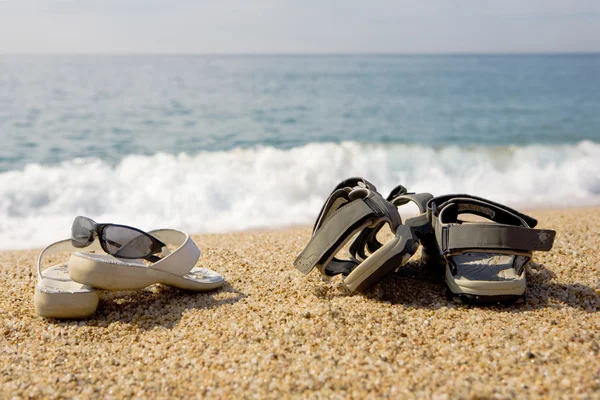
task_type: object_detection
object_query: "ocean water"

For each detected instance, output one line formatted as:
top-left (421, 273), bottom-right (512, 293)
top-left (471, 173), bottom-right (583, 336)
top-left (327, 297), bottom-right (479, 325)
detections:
top-left (1, 54), bottom-right (599, 249)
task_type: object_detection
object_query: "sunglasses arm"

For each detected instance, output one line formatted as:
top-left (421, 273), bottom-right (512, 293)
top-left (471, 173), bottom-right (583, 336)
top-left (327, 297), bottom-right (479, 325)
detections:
top-left (137, 246), bottom-right (170, 263)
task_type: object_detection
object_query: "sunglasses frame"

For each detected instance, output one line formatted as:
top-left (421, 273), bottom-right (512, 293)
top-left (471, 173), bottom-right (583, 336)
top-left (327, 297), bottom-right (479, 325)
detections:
top-left (72, 216), bottom-right (166, 262)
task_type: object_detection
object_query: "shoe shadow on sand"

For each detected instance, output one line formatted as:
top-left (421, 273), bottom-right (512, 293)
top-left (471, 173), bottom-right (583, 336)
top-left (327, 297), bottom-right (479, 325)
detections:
top-left (348, 259), bottom-right (599, 312)
top-left (50, 282), bottom-right (246, 329)
top-left (524, 262), bottom-right (599, 312)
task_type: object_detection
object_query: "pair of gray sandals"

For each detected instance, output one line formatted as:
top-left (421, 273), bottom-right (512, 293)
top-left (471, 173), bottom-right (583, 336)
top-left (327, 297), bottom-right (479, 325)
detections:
top-left (294, 177), bottom-right (556, 304)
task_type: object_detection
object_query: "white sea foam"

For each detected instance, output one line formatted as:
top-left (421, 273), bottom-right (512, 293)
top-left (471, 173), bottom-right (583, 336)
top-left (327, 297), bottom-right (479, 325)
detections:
top-left (1, 141), bottom-right (599, 250)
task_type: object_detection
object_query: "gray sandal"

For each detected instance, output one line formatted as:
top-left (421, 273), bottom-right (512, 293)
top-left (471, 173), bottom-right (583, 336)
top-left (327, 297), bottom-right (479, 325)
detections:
top-left (294, 178), bottom-right (427, 292)
top-left (425, 194), bottom-right (556, 304)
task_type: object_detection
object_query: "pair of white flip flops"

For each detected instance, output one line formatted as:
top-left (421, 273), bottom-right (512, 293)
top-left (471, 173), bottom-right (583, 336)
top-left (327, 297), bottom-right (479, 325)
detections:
top-left (34, 229), bottom-right (224, 319)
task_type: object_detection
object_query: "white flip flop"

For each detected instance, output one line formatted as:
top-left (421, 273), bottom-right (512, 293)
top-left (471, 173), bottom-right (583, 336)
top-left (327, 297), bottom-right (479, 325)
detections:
top-left (67, 229), bottom-right (224, 291)
top-left (34, 229), bottom-right (224, 319)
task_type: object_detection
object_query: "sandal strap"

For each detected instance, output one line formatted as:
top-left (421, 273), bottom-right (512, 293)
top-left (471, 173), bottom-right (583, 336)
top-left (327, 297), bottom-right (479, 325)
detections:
top-left (350, 188), bottom-right (433, 261)
top-left (428, 194), bottom-right (556, 255)
top-left (310, 177), bottom-right (378, 233)
top-left (428, 194), bottom-right (539, 228)
top-left (389, 192), bottom-right (433, 214)
top-left (294, 178), bottom-right (400, 276)
top-left (440, 224), bottom-right (555, 254)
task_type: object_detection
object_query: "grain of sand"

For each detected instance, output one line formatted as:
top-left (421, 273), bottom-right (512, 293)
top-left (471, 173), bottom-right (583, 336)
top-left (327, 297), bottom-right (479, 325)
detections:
top-left (1, 207), bottom-right (599, 399)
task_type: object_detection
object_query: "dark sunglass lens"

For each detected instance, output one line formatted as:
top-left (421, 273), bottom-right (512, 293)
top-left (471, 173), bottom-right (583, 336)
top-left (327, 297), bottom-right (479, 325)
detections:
top-left (71, 216), bottom-right (94, 247)
top-left (101, 226), bottom-right (155, 259)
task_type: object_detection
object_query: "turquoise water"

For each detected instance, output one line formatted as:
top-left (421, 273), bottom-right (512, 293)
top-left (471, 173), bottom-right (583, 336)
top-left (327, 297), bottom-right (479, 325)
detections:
top-left (0, 54), bottom-right (599, 249)
top-left (1, 54), bottom-right (599, 171)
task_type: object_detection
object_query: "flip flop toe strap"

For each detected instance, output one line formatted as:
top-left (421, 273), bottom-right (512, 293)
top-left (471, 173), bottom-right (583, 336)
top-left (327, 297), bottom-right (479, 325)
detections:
top-left (146, 229), bottom-right (201, 276)
top-left (37, 239), bottom-right (104, 281)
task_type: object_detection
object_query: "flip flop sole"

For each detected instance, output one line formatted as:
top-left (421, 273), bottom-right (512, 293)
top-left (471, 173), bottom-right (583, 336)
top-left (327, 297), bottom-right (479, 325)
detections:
top-left (447, 290), bottom-right (523, 305)
top-left (34, 264), bottom-right (99, 318)
top-left (34, 288), bottom-right (99, 319)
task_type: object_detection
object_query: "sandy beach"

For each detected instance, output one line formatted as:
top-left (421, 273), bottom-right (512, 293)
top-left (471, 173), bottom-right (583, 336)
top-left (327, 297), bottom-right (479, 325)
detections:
top-left (0, 207), bottom-right (599, 399)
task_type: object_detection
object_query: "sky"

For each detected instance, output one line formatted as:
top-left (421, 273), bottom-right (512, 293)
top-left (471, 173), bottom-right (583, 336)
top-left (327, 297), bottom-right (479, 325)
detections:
top-left (0, 0), bottom-right (599, 54)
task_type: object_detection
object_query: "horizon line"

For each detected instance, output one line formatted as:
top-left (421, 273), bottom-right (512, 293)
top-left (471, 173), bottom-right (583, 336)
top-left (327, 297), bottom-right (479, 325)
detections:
top-left (1, 51), bottom-right (599, 57)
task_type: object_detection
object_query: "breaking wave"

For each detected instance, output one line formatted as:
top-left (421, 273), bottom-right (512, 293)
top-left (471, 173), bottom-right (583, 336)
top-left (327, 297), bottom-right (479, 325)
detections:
top-left (1, 140), bottom-right (599, 250)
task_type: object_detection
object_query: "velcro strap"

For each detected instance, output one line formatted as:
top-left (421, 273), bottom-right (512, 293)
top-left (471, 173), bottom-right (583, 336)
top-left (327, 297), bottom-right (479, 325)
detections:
top-left (442, 224), bottom-right (556, 254)
top-left (294, 199), bottom-right (376, 274)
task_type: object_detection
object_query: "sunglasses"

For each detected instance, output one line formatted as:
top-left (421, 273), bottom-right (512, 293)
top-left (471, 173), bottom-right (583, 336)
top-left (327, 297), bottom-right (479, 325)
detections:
top-left (71, 216), bottom-right (166, 262)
